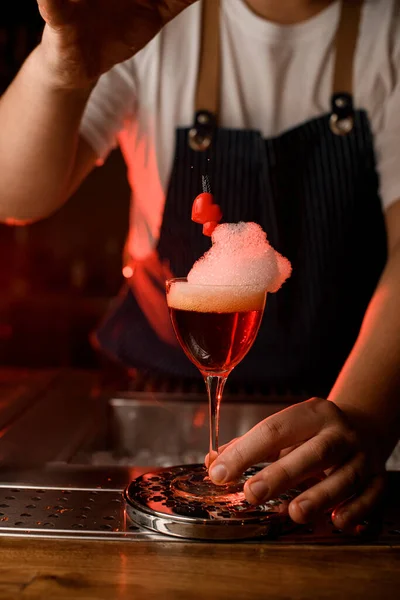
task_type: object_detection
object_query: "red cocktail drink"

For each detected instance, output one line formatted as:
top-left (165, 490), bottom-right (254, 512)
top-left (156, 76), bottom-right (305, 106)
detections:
top-left (167, 278), bottom-right (266, 500)
top-left (168, 282), bottom-right (265, 374)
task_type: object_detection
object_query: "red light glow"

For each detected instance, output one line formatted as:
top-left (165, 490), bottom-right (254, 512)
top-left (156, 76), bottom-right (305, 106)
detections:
top-left (122, 266), bottom-right (134, 279)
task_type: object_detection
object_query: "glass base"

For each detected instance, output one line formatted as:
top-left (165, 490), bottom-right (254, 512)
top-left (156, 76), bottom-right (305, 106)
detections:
top-left (171, 465), bottom-right (245, 504)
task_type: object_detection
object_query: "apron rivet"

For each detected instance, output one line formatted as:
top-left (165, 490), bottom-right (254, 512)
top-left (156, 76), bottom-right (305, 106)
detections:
top-left (330, 93), bottom-right (355, 136)
top-left (329, 113), bottom-right (354, 136)
top-left (188, 110), bottom-right (217, 152)
top-left (335, 97), bottom-right (348, 108)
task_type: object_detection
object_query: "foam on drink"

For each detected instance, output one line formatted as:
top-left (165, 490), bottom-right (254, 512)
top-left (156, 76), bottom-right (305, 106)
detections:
top-left (168, 222), bottom-right (291, 313)
top-left (189, 222), bottom-right (291, 290)
top-left (167, 282), bottom-right (265, 313)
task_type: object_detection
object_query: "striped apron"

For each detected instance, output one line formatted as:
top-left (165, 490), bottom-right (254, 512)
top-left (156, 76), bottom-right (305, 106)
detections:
top-left (96, 0), bottom-right (387, 397)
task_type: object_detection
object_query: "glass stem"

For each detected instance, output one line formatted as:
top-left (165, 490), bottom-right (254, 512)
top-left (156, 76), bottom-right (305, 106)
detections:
top-left (204, 375), bottom-right (227, 462)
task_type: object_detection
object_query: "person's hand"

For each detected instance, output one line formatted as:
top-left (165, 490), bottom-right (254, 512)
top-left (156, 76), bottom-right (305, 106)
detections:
top-left (36, 0), bottom-right (198, 88)
top-left (207, 398), bottom-right (390, 529)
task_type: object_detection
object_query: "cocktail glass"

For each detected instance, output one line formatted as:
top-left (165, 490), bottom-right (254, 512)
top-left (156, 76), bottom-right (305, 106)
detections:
top-left (166, 277), bottom-right (266, 502)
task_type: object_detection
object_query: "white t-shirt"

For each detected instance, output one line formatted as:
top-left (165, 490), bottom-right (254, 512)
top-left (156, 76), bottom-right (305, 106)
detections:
top-left (80, 0), bottom-right (400, 261)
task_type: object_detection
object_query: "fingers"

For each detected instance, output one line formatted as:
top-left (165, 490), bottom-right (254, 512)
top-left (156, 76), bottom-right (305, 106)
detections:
top-left (205, 450), bottom-right (218, 468)
top-left (332, 474), bottom-right (386, 529)
top-left (204, 438), bottom-right (238, 468)
top-left (37, 0), bottom-right (76, 27)
top-left (287, 454), bottom-right (368, 524)
top-left (243, 431), bottom-right (351, 504)
top-left (278, 444), bottom-right (301, 459)
top-left (209, 398), bottom-right (340, 484)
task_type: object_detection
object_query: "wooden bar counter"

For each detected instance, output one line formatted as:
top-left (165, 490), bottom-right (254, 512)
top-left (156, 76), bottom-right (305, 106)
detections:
top-left (0, 369), bottom-right (399, 599)
top-left (0, 537), bottom-right (399, 599)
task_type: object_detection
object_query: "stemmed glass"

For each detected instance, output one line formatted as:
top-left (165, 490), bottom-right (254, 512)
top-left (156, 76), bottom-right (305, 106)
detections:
top-left (166, 277), bottom-right (266, 502)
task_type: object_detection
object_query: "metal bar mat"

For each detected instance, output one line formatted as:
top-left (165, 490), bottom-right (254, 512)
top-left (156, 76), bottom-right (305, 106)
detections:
top-left (0, 485), bottom-right (159, 542)
top-left (0, 485), bottom-right (399, 544)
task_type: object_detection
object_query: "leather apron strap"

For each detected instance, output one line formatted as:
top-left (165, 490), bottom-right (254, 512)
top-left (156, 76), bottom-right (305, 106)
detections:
top-left (189, 0), bottom-right (221, 151)
top-left (189, 0), bottom-right (364, 147)
top-left (333, 0), bottom-right (363, 95)
top-left (330, 0), bottom-right (363, 135)
top-left (195, 0), bottom-right (221, 116)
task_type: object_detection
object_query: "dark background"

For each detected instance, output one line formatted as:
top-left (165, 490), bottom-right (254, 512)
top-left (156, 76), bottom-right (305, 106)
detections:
top-left (0, 2), bottom-right (131, 369)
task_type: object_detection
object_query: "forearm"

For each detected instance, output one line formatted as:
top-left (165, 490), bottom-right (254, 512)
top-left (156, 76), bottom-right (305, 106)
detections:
top-left (329, 243), bottom-right (400, 443)
top-left (0, 44), bottom-right (92, 223)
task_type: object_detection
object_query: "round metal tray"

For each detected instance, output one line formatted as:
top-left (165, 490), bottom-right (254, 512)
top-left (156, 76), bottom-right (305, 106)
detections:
top-left (125, 464), bottom-right (300, 541)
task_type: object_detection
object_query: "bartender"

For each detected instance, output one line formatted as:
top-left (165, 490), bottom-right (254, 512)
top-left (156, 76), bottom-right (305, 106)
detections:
top-left (0, 0), bottom-right (400, 528)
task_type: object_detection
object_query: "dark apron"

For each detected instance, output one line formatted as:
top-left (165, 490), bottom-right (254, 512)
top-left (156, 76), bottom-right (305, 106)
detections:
top-left (95, 0), bottom-right (387, 397)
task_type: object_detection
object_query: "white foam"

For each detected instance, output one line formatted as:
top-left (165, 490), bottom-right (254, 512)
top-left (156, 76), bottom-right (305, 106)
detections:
top-left (167, 282), bottom-right (266, 313)
top-left (187, 222), bottom-right (292, 293)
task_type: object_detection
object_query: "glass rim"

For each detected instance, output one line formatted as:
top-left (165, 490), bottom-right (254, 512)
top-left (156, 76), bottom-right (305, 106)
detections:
top-left (166, 277), bottom-right (267, 291)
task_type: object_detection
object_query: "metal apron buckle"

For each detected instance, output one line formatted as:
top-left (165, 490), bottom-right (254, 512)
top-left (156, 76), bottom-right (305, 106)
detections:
top-left (188, 110), bottom-right (217, 151)
top-left (330, 93), bottom-right (355, 136)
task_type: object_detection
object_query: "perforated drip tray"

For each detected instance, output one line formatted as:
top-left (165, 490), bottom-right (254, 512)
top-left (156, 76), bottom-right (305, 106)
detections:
top-left (0, 485), bottom-right (160, 542)
top-left (1, 482), bottom-right (400, 544)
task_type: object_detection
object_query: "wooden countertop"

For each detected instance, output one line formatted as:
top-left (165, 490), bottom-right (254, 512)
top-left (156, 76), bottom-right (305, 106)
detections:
top-left (0, 368), bottom-right (399, 598)
top-left (1, 538), bottom-right (399, 600)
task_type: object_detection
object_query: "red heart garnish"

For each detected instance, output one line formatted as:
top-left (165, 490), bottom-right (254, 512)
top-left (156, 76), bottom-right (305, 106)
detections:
top-left (192, 190), bottom-right (223, 237)
top-left (203, 221), bottom-right (218, 236)
top-left (202, 204), bottom-right (222, 223)
top-left (192, 193), bottom-right (214, 224)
